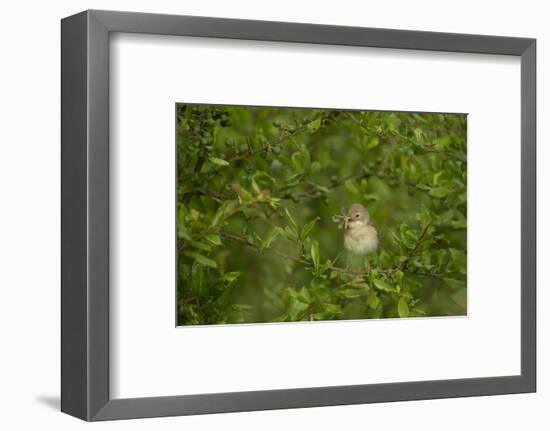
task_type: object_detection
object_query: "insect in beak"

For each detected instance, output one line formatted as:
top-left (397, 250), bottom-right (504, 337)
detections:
top-left (344, 216), bottom-right (350, 229)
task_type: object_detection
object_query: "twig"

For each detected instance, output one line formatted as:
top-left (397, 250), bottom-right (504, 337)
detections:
top-left (285, 173), bottom-right (367, 200)
top-left (331, 251), bottom-right (343, 266)
top-left (182, 119), bottom-right (317, 203)
top-left (182, 154), bottom-right (206, 204)
top-left (228, 123), bottom-right (310, 163)
top-left (412, 270), bottom-right (444, 277)
top-left (219, 231), bottom-right (310, 266)
top-left (345, 112), bottom-right (463, 161)
top-left (400, 223), bottom-right (432, 270)
top-left (296, 304), bottom-right (313, 321)
top-left (220, 231), bottom-right (404, 277)
top-left (182, 190), bottom-right (237, 202)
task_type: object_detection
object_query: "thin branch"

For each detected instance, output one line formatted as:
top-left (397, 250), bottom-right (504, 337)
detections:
top-left (345, 112), bottom-right (463, 161)
top-left (282, 169), bottom-right (420, 201)
top-left (296, 304), bottom-right (314, 321)
top-left (182, 154), bottom-right (206, 204)
top-left (219, 231), bottom-right (310, 266)
top-left (220, 231), bottom-right (405, 277)
top-left (327, 265), bottom-right (398, 276)
top-left (227, 123), bottom-right (310, 163)
top-left (284, 173), bottom-right (367, 200)
top-left (400, 222), bottom-right (432, 270)
top-left (345, 111), bottom-right (380, 136)
top-left (182, 190), bottom-right (237, 202)
top-left (412, 270), bottom-right (445, 277)
top-left (182, 120), bottom-right (316, 203)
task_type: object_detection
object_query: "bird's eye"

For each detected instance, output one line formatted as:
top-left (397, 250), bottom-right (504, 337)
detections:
top-left (355, 214), bottom-right (360, 218)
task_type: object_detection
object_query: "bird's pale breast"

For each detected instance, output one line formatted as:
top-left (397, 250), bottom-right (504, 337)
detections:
top-left (344, 225), bottom-right (378, 255)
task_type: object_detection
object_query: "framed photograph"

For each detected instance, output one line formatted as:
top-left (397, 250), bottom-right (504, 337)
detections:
top-left (176, 104), bottom-right (468, 326)
top-left (61, 9), bottom-right (536, 421)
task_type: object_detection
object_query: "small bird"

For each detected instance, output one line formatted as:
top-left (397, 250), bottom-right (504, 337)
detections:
top-left (344, 204), bottom-right (378, 269)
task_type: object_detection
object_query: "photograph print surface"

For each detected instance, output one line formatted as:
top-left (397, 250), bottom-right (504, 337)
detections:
top-left (177, 104), bottom-right (467, 325)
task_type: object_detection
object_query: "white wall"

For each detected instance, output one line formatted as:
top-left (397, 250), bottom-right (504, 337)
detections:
top-left (0, 0), bottom-right (546, 429)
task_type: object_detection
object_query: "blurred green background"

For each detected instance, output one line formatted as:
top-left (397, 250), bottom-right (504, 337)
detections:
top-left (177, 105), bottom-right (467, 325)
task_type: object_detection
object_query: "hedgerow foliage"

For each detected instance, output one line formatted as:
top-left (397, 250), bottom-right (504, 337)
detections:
top-left (177, 105), bottom-right (467, 325)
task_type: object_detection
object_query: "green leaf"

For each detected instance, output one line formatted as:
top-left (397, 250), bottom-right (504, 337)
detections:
top-left (205, 234), bottom-right (222, 245)
top-left (323, 303), bottom-right (342, 316)
top-left (367, 136), bottom-right (379, 149)
top-left (288, 296), bottom-right (309, 320)
top-left (429, 186), bottom-right (452, 199)
top-left (191, 262), bottom-right (206, 296)
top-left (450, 288), bottom-right (467, 309)
top-left (234, 184), bottom-right (254, 202)
top-left (400, 223), bottom-right (416, 248)
top-left (187, 239), bottom-right (211, 252)
top-left (227, 304), bottom-right (253, 323)
top-left (397, 297), bottom-right (410, 318)
top-left (373, 278), bottom-right (393, 292)
top-left (416, 183), bottom-right (431, 191)
top-left (297, 287), bottom-right (312, 304)
top-left (246, 234), bottom-right (256, 246)
top-left (223, 271), bottom-right (242, 283)
top-left (443, 277), bottom-right (464, 290)
top-left (210, 200), bottom-right (238, 227)
top-left (433, 171), bottom-right (444, 186)
top-left (231, 304), bottom-right (253, 311)
top-left (209, 156), bottom-right (230, 166)
top-left (410, 308), bottom-right (426, 317)
top-left (367, 294), bottom-right (380, 309)
top-left (212, 125), bottom-right (218, 146)
top-left (434, 136), bottom-right (452, 150)
top-left (412, 113), bottom-right (427, 123)
top-left (416, 210), bottom-right (432, 225)
top-left (263, 226), bottom-right (281, 249)
top-left (251, 178), bottom-right (261, 194)
top-left (177, 204), bottom-right (187, 225)
top-left (298, 142), bottom-right (311, 171)
top-left (449, 249), bottom-right (467, 274)
top-left (344, 180), bottom-right (359, 195)
top-left (395, 270), bottom-right (404, 286)
top-left (307, 118), bottom-right (321, 133)
top-left (177, 225), bottom-right (191, 240)
top-left (270, 197), bottom-right (281, 209)
top-left (184, 251), bottom-right (217, 269)
top-left (283, 226), bottom-right (299, 240)
top-left (311, 240), bottom-right (320, 272)
top-left (308, 182), bottom-right (330, 194)
top-left (436, 209), bottom-right (455, 226)
top-left (284, 208), bottom-right (298, 231)
top-left (291, 152), bottom-right (304, 172)
top-left (300, 217), bottom-right (320, 240)
top-left (451, 219), bottom-right (467, 229)
top-left (338, 289), bottom-right (363, 299)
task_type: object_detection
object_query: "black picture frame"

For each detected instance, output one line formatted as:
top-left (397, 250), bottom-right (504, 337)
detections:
top-left (61, 9), bottom-right (536, 421)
